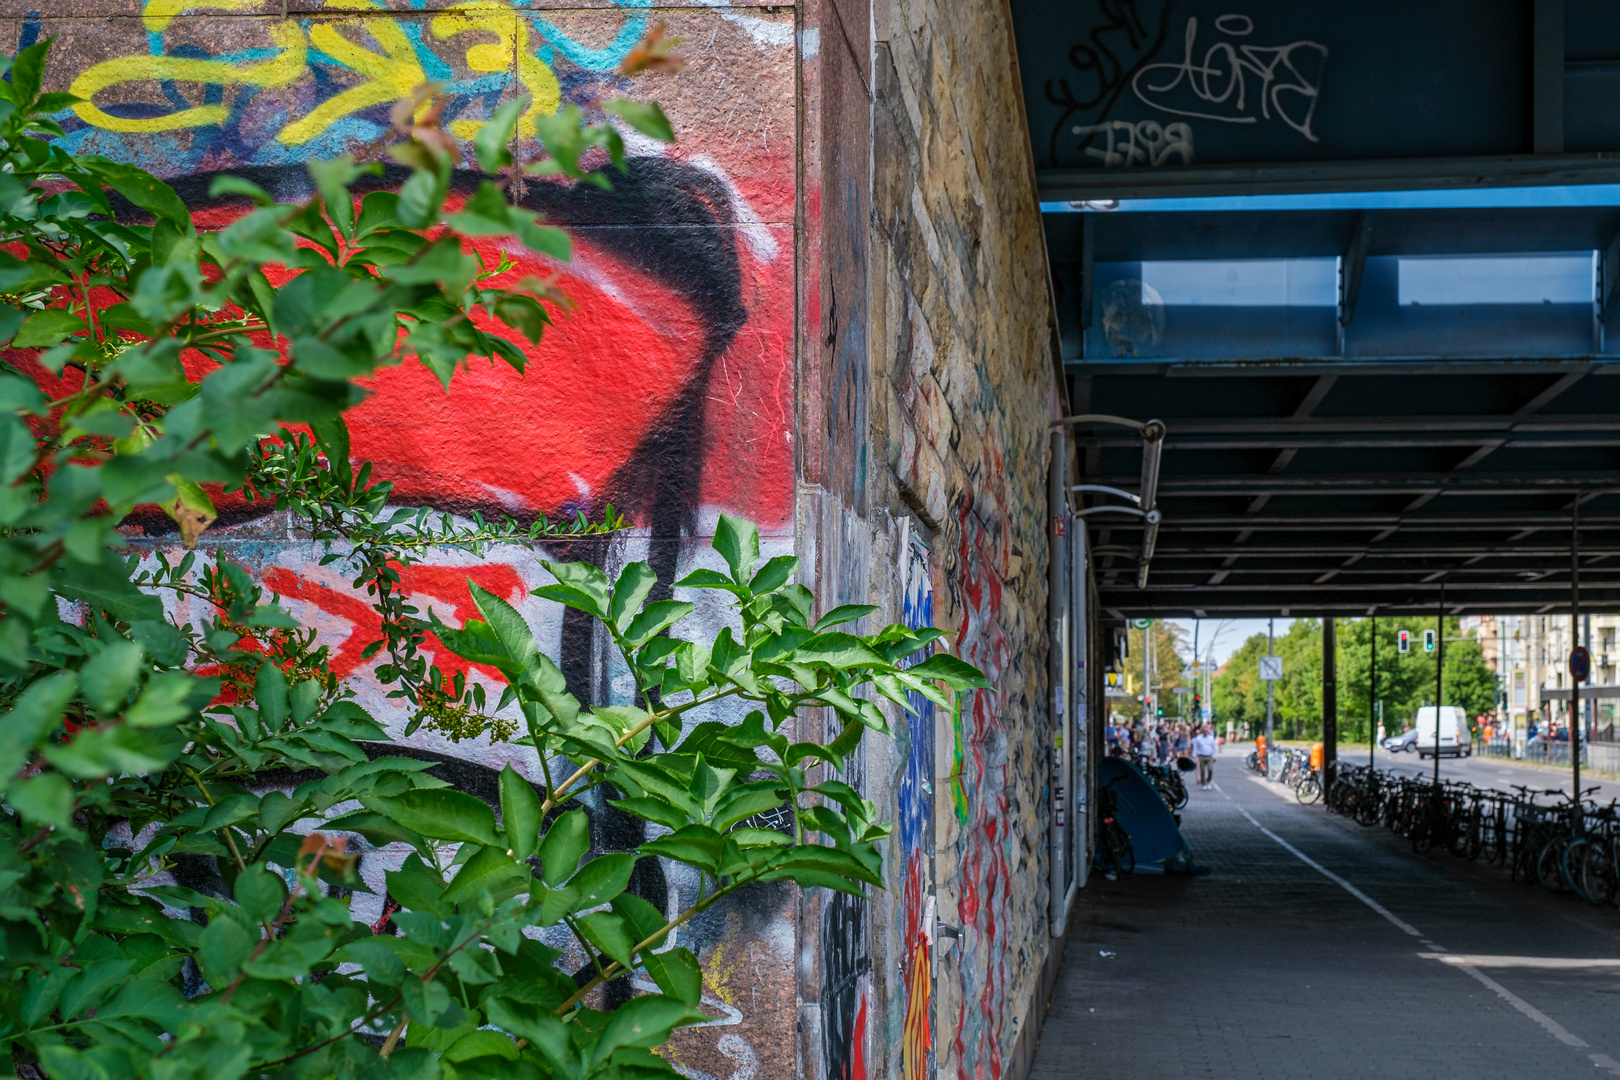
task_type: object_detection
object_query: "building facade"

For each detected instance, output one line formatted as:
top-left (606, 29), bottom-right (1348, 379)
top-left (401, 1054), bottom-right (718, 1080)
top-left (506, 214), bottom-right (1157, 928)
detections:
top-left (32, 1), bottom-right (1075, 1077)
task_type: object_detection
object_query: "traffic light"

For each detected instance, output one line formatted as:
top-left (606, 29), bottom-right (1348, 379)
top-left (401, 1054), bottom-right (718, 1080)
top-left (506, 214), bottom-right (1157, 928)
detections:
top-left (1398, 630), bottom-right (1410, 653)
top-left (1156, 706), bottom-right (1164, 718)
top-left (1424, 629), bottom-right (1436, 653)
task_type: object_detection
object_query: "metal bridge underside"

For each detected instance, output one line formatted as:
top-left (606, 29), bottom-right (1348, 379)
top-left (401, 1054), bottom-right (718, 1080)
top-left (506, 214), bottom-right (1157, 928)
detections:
top-left (1056, 203), bottom-right (1620, 618)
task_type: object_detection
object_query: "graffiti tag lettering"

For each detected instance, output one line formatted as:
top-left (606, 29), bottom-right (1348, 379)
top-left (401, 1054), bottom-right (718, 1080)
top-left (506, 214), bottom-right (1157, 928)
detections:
top-left (60, 0), bottom-right (640, 158)
top-left (1131, 14), bottom-right (1328, 141)
top-left (1070, 118), bottom-right (1193, 167)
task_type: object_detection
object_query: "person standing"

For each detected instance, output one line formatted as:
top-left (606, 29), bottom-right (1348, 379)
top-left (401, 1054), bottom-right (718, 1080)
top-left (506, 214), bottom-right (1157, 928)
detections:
top-left (1192, 723), bottom-right (1219, 790)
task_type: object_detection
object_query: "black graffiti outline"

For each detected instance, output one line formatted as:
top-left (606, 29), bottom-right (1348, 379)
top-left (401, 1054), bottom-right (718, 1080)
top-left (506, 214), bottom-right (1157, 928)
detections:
top-left (1130, 14), bottom-right (1329, 141)
top-left (1042, 0), bottom-right (1181, 168)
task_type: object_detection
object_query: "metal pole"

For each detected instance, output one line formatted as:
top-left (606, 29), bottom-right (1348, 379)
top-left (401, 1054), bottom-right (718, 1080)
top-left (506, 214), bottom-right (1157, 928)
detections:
top-left (1573, 497), bottom-right (1581, 804)
top-left (1434, 581), bottom-right (1444, 789)
top-left (1370, 611), bottom-right (1377, 771)
top-left (1323, 616), bottom-right (1337, 798)
top-left (1266, 617), bottom-right (1276, 779)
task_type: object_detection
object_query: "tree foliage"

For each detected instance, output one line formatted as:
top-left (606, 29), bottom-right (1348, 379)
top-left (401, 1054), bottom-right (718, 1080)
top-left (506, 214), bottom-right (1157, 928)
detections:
top-left (1110, 620), bottom-right (1186, 722)
top-left (1213, 617), bottom-right (1498, 741)
top-left (0, 38), bottom-right (986, 1080)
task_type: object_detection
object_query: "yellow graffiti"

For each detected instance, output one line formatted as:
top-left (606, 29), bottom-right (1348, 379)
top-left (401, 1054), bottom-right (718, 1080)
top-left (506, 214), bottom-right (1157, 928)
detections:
top-left (69, 20), bottom-right (307, 134)
top-left (142, 0), bottom-right (267, 34)
top-left (67, 0), bottom-right (562, 146)
top-left (430, 3), bottom-right (560, 139)
top-left (901, 938), bottom-right (931, 1080)
top-left (279, 2), bottom-right (426, 146)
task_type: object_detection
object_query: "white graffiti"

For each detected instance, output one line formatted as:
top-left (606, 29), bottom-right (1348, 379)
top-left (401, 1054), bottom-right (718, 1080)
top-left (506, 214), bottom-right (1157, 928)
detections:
top-left (1130, 14), bottom-right (1328, 141)
top-left (1071, 119), bottom-right (1194, 167)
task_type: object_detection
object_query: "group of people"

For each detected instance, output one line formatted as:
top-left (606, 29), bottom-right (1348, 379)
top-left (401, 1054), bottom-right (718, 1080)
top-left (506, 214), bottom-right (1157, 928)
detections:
top-left (1105, 718), bottom-right (1223, 789)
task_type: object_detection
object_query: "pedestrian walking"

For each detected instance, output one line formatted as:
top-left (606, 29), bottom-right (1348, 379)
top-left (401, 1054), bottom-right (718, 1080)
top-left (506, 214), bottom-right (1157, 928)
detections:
top-left (1192, 724), bottom-right (1218, 789)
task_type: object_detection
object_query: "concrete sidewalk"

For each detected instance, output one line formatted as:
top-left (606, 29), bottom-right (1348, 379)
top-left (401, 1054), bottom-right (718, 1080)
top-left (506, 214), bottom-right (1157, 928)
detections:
top-left (1030, 755), bottom-right (1620, 1079)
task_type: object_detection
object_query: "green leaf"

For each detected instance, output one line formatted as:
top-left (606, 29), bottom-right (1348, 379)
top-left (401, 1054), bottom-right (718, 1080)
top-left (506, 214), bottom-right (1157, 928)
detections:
top-left (640, 825), bottom-right (724, 873)
top-left (402, 977), bottom-right (454, 1026)
top-left (713, 514), bottom-right (760, 585)
top-left (387, 854), bottom-right (450, 918)
top-left (484, 998), bottom-right (571, 1068)
top-left (365, 789), bottom-right (499, 846)
top-left (14, 308), bottom-right (86, 347)
top-left (566, 851), bottom-right (637, 911)
top-left (8, 772), bottom-right (76, 831)
top-left (0, 671), bottom-right (81, 776)
top-left (81, 157), bottom-right (191, 229)
top-left (537, 559), bottom-right (612, 619)
top-left (499, 763), bottom-right (544, 861)
top-left (797, 632), bottom-right (887, 669)
top-left (688, 757), bottom-right (735, 819)
top-left (338, 939), bottom-right (407, 986)
top-left (207, 174), bottom-right (272, 205)
top-left (641, 945), bottom-right (701, 1006)
top-left (610, 561), bottom-right (659, 632)
top-left (323, 809), bottom-right (430, 853)
top-left (603, 98), bottom-right (676, 143)
top-left (749, 554), bottom-right (800, 595)
top-left (197, 914), bottom-right (256, 985)
top-left (10, 39), bottom-right (48, 104)
top-left (255, 662), bottom-right (290, 730)
top-left (575, 910), bottom-right (635, 968)
top-left (474, 97), bottom-right (526, 173)
top-left (443, 844), bottom-right (528, 905)
top-left (906, 652), bottom-right (991, 689)
top-left (468, 580), bottom-right (541, 676)
top-left (80, 641), bottom-right (144, 714)
top-left (124, 672), bottom-right (209, 727)
top-left (444, 1029), bottom-right (519, 1063)
top-left (813, 604), bottom-right (878, 632)
top-left (537, 807), bottom-right (589, 887)
top-left (590, 994), bottom-right (706, 1066)
top-left (623, 599), bottom-right (694, 648)
top-left (308, 154), bottom-right (361, 238)
top-left (234, 864), bottom-right (287, 922)
top-left (611, 796), bottom-right (689, 832)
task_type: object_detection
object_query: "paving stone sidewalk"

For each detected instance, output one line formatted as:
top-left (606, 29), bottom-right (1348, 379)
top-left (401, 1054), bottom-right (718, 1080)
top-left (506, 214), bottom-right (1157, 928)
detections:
top-left (1029, 755), bottom-right (1620, 1080)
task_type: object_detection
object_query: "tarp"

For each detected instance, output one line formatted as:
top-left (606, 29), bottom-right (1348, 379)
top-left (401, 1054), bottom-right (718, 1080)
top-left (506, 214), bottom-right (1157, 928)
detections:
top-left (1097, 757), bottom-right (1188, 866)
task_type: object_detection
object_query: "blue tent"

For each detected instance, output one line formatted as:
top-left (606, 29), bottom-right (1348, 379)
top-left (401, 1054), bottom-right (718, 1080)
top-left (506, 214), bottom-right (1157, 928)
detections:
top-left (1097, 757), bottom-right (1188, 867)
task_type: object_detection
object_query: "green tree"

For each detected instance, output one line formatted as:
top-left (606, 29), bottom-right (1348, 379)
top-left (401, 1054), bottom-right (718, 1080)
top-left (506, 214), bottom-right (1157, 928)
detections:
top-left (1113, 620), bottom-right (1187, 722)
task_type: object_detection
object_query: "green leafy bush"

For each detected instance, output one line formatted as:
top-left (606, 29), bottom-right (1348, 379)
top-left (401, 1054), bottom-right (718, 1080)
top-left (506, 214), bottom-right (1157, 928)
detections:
top-left (0, 38), bottom-right (987, 1080)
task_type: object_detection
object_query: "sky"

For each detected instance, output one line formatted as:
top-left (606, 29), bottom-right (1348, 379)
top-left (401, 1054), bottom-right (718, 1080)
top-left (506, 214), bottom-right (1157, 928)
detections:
top-left (1166, 617), bottom-right (1293, 670)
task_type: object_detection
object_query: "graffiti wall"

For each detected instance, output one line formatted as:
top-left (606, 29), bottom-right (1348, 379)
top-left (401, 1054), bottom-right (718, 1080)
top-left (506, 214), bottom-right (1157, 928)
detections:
top-left (29, 2), bottom-right (800, 1077)
top-left (30, 0), bottom-right (1072, 1074)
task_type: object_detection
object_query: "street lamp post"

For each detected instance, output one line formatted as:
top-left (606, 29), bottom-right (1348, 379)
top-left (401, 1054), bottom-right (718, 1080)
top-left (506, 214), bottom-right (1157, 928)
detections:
top-left (1369, 611), bottom-right (1377, 772)
top-left (1266, 618), bottom-right (1276, 779)
top-left (1434, 581), bottom-right (1444, 790)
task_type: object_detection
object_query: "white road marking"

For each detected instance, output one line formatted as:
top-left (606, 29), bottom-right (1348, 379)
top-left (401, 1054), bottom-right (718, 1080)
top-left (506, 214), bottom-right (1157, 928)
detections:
top-left (1218, 782), bottom-right (1620, 1072)
top-left (1419, 954), bottom-right (1620, 971)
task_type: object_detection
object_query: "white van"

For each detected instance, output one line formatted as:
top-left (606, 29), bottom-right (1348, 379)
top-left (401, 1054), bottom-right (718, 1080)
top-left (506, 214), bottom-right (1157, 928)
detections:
top-left (1414, 705), bottom-right (1470, 759)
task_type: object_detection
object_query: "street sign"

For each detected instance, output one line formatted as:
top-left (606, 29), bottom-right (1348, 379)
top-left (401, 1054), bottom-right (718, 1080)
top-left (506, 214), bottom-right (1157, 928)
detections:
top-left (1397, 630), bottom-right (1409, 654)
top-left (1259, 656), bottom-right (1283, 681)
top-left (1105, 670), bottom-right (1121, 688)
top-left (1131, 618), bottom-right (1153, 629)
top-left (1424, 629), bottom-right (1436, 653)
top-left (1571, 646), bottom-right (1591, 683)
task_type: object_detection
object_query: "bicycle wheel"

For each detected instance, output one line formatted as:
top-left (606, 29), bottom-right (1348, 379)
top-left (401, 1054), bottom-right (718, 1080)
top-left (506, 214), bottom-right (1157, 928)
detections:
top-left (1579, 840), bottom-right (1618, 907)
top-left (1537, 839), bottom-right (1572, 892)
top-left (1105, 825), bottom-right (1134, 876)
top-left (1296, 776), bottom-right (1322, 805)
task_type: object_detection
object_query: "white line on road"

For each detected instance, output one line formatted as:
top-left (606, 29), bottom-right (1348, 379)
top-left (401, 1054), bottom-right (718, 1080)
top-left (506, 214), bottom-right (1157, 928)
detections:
top-left (1447, 962), bottom-right (1593, 1051)
top-left (1216, 782), bottom-right (1620, 1074)
top-left (1230, 801), bottom-right (1422, 936)
top-left (1419, 954), bottom-right (1620, 971)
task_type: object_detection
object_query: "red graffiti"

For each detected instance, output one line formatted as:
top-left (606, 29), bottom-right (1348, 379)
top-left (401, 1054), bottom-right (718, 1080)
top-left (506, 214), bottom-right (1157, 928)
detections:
top-left (263, 562), bottom-right (526, 685)
top-left (949, 494), bottom-right (1013, 1080)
